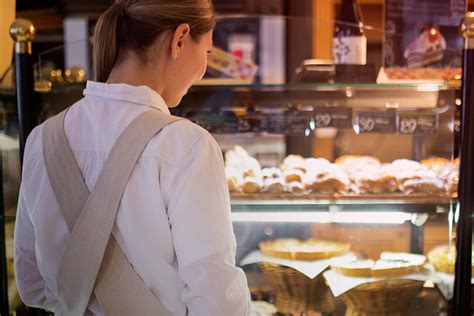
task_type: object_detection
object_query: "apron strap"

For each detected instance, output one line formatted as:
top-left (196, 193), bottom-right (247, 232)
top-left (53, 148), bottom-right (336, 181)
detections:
top-left (42, 109), bottom-right (182, 315)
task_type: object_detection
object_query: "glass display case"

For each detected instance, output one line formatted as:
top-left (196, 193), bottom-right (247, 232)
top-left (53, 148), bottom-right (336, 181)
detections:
top-left (178, 82), bottom-right (460, 315)
top-left (1, 11), bottom-right (472, 316)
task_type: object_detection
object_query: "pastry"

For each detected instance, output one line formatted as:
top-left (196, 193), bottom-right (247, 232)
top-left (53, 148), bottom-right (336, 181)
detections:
top-left (259, 238), bottom-right (351, 261)
top-left (428, 245), bottom-right (474, 274)
top-left (335, 155), bottom-right (380, 166)
top-left (225, 167), bottom-right (242, 192)
top-left (331, 259), bottom-right (375, 277)
top-left (287, 181), bottom-right (305, 194)
top-left (283, 168), bottom-right (305, 183)
top-left (225, 145), bottom-right (261, 178)
top-left (250, 301), bottom-right (277, 316)
top-left (331, 252), bottom-right (426, 278)
top-left (404, 26), bottom-right (447, 68)
top-left (280, 154), bottom-right (306, 172)
top-left (261, 167), bottom-right (282, 180)
top-left (304, 164), bottom-right (350, 194)
top-left (304, 158), bottom-right (332, 173)
top-left (401, 177), bottom-right (446, 194)
top-left (242, 176), bottom-right (263, 194)
top-left (263, 178), bottom-right (285, 194)
top-left (354, 170), bottom-right (399, 194)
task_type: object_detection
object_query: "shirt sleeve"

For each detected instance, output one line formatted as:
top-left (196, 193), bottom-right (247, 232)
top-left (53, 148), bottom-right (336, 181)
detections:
top-left (14, 186), bottom-right (53, 311)
top-left (162, 132), bottom-right (251, 316)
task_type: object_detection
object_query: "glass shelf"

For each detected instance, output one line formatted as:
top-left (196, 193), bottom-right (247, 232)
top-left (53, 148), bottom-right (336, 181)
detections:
top-left (230, 194), bottom-right (456, 216)
top-left (0, 82), bottom-right (460, 96)
top-left (191, 82), bottom-right (452, 92)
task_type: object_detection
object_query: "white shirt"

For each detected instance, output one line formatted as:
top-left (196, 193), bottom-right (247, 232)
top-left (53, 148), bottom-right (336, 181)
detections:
top-left (14, 81), bottom-right (251, 315)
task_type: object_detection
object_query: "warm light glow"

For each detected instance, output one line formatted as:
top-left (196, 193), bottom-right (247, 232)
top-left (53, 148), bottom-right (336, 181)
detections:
top-left (430, 28), bottom-right (437, 36)
top-left (230, 211), bottom-right (412, 224)
top-left (416, 84), bottom-right (441, 92)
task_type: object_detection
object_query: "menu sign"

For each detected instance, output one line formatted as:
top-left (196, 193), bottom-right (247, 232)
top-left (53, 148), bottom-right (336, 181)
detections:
top-left (357, 112), bottom-right (397, 133)
top-left (314, 107), bottom-right (352, 129)
top-left (382, 0), bottom-right (465, 81)
top-left (399, 113), bottom-right (438, 135)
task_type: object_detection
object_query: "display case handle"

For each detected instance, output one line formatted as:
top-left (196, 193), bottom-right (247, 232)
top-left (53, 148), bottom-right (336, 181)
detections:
top-left (454, 11), bottom-right (474, 316)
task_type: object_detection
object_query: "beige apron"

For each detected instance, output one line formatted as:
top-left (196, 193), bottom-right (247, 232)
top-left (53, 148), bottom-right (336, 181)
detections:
top-left (42, 109), bottom-right (182, 316)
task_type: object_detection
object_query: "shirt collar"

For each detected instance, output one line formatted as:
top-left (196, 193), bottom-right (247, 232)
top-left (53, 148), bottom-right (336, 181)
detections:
top-left (83, 81), bottom-right (170, 115)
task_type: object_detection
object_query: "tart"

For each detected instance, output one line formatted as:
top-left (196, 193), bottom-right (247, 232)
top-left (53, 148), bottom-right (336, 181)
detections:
top-left (259, 238), bottom-right (351, 261)
top-left (331, 252), bottom-right (426, 278)
top-left (428, 245), bottom-right (474, 274)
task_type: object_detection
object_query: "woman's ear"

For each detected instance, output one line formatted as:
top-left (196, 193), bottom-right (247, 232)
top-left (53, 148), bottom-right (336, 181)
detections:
top-left (171, 23), bottom-right (191, 60)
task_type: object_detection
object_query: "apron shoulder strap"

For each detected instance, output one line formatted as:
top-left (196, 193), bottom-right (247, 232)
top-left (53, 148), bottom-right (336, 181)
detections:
top-left (42, 109), bottom-right (182, 315)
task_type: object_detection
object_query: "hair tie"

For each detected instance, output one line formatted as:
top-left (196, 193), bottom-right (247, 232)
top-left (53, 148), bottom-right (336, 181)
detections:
top-left (111, 2), bottom-right (125, 20)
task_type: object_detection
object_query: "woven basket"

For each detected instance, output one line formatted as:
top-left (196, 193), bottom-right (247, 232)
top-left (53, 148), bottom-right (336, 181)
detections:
top-left (340, 279), bottom-right (424, 316)
top-left (259, 262), bottom-right (335, 313)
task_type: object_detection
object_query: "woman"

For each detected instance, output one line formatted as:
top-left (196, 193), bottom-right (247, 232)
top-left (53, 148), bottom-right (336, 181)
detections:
top-left (14, 0), bottom-right (251, 315)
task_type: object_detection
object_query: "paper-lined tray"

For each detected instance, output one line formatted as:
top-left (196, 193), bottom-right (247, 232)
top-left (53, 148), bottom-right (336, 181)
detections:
top-left (240, 250), bottom-right (356, 279)
top-left (323, 269), bottom-right (435, 297)
top-left (431, 271), bottom-right (474, 300)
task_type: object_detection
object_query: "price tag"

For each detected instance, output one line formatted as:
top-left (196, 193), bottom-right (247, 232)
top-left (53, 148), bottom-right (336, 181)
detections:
top-left (357, 112), bottom-right (397, 133)
top-left (262, 112), bottom-right (311, 136)
top-left (399, 113), bottom-right (438, 135)
top-left (314, 107), bottom-right (352, 129)
top-left (239, 112), bottom-right (264, 133)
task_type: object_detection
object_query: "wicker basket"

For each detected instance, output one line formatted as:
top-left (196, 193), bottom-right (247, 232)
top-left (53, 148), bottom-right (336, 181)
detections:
top-left (259, 262), bottom-right (335, 313)
top-left (340, 279), bottom-right (424, 316)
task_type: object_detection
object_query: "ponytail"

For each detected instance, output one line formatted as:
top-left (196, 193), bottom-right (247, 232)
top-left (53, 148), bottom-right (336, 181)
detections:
top-left (92, 0), bottom-right (215, 83)
top-left (92, 3), bottom-right (124, 82)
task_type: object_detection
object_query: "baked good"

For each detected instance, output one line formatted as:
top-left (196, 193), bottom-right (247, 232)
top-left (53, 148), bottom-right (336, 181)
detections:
top-left (331, 259), bottom-right (375, 277)
top-left (225, 145), bottom-right (261, 178)
top-left (287, 181), bottom-right (305, 194)
top-left (304, 164), bottom-right (350, 194)
top-left (331, 252), bottom-right (426, 278)
top-left (250, 301), bottom-right (277, 316)
top-left (428, 245), bottom-right (474, 274)
top-left (335, 155), bottom-right (380, 166)
top-left (259, 238), bottom-right (351, 261)
top-left (403, 26), bottom-right (447, 68)
top-left (400, 177), bottom-right (446, 194)
top-left (225, 167), bottom-right (242, 192)
top-left (263, 178), bottom-right (285, 194)
top-left (261, 167), bottom-right (282, 180)
top-left (283, 168), bottom-right (305, 183)
top-left (242, 176), bottom-right (263, 194)
top-left (304, 158), bottom-right (332, 173)
top-left (421, 157), bottom-right (450, 172)
top-left (354, 170), bottom-right (399, 194)
top-left (280, 154), bottom-right (306, 172)
top-left (447, 169), bottom-right (459, 194)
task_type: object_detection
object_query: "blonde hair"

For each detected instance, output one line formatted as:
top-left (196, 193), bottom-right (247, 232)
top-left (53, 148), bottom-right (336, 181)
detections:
top-left (92, 0), bottom-right (215, 82)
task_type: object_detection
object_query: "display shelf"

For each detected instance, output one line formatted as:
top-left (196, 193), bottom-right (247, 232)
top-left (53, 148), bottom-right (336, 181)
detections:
top-left (191, 82), bottom-right (449, 92)
top-left (231, 192), bottom-right (456, 204)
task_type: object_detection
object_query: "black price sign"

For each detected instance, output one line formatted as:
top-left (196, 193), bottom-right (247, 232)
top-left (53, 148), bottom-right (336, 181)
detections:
top-left (262, 112), bottom-right (311, 136)
top-left (185, 111), bottom-right (240, 134)
top-left (399, 113), bottom-right (438, 135)
top-left (357, 112), bottom-right (397, 133)
top-left (287, 112), bottom-right (312, 136)
top-left (314, 107), bottom-right (352, 129)
top-left (239, 112), bottom-right (264, 133)
top-left (261, 113), bottom-right (287, 134)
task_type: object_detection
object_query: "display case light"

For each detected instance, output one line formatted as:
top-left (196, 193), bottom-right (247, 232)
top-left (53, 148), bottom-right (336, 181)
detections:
top-left (230, 211), bottom-right (412, 224)
top-left (416, 84), bottom-right (441, 92)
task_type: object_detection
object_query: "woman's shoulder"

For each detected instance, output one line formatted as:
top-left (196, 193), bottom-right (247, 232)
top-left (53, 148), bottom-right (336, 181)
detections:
top-left (147, 117), bottom-right (219, 163)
